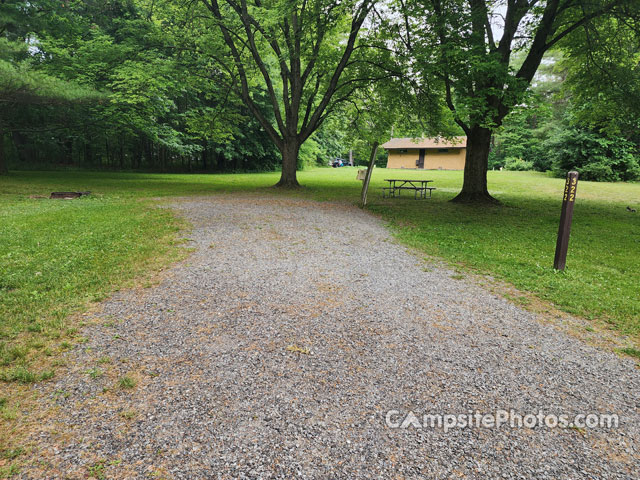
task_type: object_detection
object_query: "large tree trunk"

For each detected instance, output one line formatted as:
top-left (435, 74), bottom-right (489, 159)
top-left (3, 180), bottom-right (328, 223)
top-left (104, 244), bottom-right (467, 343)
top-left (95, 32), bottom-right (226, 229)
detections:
top-left (275, 139), bottom-right (300, 188)
top-left (0, 123), bottom-right (7, 175)
top-left (452, 126), bottom-right (499, 204)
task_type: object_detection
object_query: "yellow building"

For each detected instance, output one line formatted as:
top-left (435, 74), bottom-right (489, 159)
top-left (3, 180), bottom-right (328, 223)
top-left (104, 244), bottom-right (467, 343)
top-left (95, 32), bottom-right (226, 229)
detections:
top-left (382, 137), bottom-right (467, 170)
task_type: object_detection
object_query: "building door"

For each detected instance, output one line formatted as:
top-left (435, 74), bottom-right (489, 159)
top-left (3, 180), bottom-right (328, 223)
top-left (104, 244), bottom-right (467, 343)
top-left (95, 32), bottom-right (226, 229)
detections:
top-left (417, 149), bottom-right (425, 169)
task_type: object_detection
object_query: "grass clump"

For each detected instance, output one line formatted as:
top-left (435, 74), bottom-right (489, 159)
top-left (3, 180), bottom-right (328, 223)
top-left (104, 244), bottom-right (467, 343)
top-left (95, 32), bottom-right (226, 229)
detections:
top-left (119, 409), bottom-right (137, 419)
top-left (87, 367), bottom-right (103, 379)
top-left (619, 347), bottom-right (640, 360)
top-left (118, 376), bottom-right (136, 389)
top-left (0, 366), bottom-right (54, 383)
top-left (0, 398), bottom-right (17, 421)
top-left (97, 356), bottom-right (112, 364)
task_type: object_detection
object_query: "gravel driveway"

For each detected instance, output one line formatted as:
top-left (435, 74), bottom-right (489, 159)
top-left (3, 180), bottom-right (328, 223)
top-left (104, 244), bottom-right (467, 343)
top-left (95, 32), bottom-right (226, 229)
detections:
top-left (21, 194), bottom-right (640, 479)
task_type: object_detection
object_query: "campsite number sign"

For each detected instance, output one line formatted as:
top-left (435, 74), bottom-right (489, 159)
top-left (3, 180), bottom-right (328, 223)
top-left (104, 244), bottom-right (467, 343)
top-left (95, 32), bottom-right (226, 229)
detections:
top-left (563, 174), bottom-right (577, 202)
top-left (554, 171), bottom-right (579, 271)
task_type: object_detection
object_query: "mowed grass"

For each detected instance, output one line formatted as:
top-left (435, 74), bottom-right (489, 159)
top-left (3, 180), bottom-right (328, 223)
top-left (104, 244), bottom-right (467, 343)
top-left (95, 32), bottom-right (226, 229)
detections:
top-left (0, 187), bottom-right (186, 383)
top-left (0, 168), bottom-right (639, 383)
top-left (366, 170), bottom-right (640, 335)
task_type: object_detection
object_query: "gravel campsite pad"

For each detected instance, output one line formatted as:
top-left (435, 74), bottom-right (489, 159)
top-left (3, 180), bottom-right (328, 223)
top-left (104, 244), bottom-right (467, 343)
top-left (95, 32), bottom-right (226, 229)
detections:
top-left (20, 195), bottom-right (639, 479)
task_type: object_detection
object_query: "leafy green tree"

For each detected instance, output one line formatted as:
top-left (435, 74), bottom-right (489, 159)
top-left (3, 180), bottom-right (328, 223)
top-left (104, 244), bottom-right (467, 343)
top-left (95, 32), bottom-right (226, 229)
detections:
top-left (0, 0), bottom-right (105, 174)
top-left (0, 58), bottom-right (102, 173)
top-left (199, 0), bottom-right (379, 187)
top-left (395, 0), bottom-right (635, 203)
top-left (1, 0), bottom-right (255, 172)
top-left (560, 13), bottom-right (640, 144)
top-left (493, 40), bottom-right (640, 181)
top-left (489, 93), bottom-right (555, 171)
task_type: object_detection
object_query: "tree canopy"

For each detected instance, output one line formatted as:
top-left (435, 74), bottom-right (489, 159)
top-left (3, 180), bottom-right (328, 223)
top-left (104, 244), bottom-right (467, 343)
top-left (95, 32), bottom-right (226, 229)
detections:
top-left (389, 0), bottom-right (639, 201)
top-left (1, 0), bottom-right (639, 190)
top-left (198, 0), bottom-right (384, 186)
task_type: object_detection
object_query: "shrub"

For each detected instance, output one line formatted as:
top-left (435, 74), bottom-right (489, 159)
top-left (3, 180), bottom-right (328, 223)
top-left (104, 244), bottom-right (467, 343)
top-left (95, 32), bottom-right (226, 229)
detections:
top-left (547, 129), bottom-right (640, 182)
top-left (531, 147), bottom-right (553, 172)
top-left (504, 157), bottom-right (534, 171)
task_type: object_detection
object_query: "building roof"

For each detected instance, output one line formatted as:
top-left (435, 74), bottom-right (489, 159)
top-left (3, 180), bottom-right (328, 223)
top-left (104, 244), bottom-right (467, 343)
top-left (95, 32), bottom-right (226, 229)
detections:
top-left (381, 137), bottom-right (467, 150)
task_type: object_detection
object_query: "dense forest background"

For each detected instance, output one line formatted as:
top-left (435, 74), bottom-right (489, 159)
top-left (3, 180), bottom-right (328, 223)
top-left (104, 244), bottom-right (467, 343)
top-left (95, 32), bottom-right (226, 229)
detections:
top-left (1, 0), bottom-right (639, 181)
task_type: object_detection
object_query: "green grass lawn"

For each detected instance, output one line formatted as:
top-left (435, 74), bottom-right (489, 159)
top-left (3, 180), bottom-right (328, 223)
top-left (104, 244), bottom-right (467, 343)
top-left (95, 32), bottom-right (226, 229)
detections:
top-left (366, 170), bottom-right (640, 335)
top-left (0, 182), bottom-right (187, 383)
top-left (0, 168), bottom-right (639, 385)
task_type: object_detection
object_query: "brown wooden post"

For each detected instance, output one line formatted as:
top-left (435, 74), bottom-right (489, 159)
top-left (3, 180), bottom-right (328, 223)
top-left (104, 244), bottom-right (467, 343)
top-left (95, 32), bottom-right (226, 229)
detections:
top-left (554, 171), bottom-right (579, 271)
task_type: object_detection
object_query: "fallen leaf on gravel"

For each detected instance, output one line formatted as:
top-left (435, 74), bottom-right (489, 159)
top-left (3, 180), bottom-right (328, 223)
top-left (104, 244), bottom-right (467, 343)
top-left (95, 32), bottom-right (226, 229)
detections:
top-left (286, 345), bottom-right (310, 355)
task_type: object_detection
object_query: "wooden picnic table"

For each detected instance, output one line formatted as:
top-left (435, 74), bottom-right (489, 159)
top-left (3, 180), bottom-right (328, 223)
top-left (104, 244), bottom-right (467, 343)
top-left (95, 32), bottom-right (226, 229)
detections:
top-left (383, 179), bottom-right (436, 199)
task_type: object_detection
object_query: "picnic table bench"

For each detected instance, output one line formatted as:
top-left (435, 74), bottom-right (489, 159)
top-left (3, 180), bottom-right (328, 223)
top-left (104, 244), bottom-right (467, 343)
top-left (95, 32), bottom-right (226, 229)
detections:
top-left (382, 179), bottom-right (436, 199)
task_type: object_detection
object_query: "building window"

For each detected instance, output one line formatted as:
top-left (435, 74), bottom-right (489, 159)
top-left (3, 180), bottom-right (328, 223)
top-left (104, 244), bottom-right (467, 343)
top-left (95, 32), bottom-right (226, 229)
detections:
top-left (438, 148), bottom-right (449, 153)
top-left (398, 149), bottom-right (408, 153)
